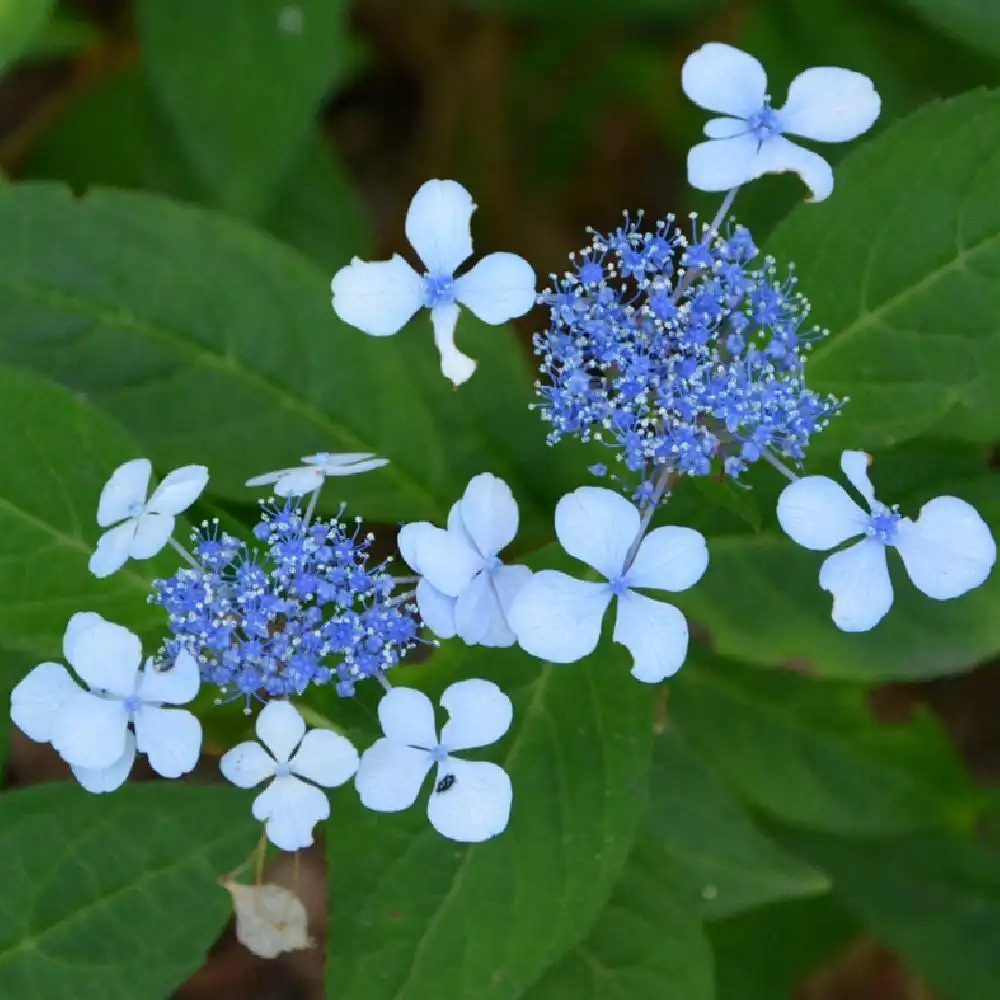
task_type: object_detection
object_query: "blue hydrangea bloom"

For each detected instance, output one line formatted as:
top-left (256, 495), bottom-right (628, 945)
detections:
top-left (532, 212), bottom-right (841, 495)
top-left (150, 502), bottom-right (419, 703)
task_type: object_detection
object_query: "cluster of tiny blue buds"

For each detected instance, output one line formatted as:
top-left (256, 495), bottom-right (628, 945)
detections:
top-left (532, 211), bottom-right (842, 492)
top-left (150, 502), bottom-right (419, 704)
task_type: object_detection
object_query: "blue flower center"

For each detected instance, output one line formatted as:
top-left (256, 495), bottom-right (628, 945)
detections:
top-left (126, 501), bottom-right (143, 518)
top-left (423, 273), bottom-right (456, 308)
top-left (746, 104), bottom-right (781, 142)
top-left (311, 452), bottom-right (331, 466)
top-left (608, 575), bottom-right (630, 597)
top-left (275, 762), bottom-right (292, 778)
top-left (484, 554), bottom-right (502, 574)
top-left (124, 694), bottom-right (142, 713)
top-left (866, 503), bottom-right (900, 545)
top-left (429, 744), bottom-right (449, 764)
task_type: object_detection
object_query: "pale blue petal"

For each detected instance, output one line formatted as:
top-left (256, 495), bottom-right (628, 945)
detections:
top-left (681, 42), bottom-right (768, 118)
top-left (133, 705), bottom-right (202, 778)
top-left (290, 729), bottom-right (359, 788)
top-left (51, 689), bottom-right (129, 768)
top-left (453, 571), bottom-right (501, 646)
top-left (255, 701), bottom-right (306, 763)
top-left (508, 570), bottom-right (611, 663)
top-left (431, 301), bottom-right (477, 386)
top-left (819, 538), bottom-right (893, 632)
top-left (355, 738), bottom-right (433, 812)
top-left (71, 732), bottom-right (136, 794)
top-left (273, 466), bottom-right (324, 497)
top-left (894, 497), bottom-right (997, 600)
top-left (439, 678), bottom-right (512, 751)
top-left (220, 740), bottom-right (276, 788)
top-left (555, 486), bottom-right (639, 579)
top-left (415, 579), bottom-right (458, 639)
top-left (146, 465), bottom-right (209, 515)
top-left (136, 649), bottom-right (200, 705)
top-left (253, 775), bottom-right (330, 852)
top-left (458, 473), bottom-right (518, 559)
top-left (331, 255), bottom-right (424, 336)
top-left (840, 450), bottom-right (876, 506)
top-left (613, 591), bottom-right (689, 683)
top-left (65, 616), bottom-right (142, 696)
top-left (405, 179), bottom-right (475, 275)
top-left (776, 67), bottom-right (880, 142)
top-left (777, 476), bottom-right (869, 551)
top-left (453, 252), bottom-right (536, 325)
top-left (704, 116), bottom-right (748, 139)
top-left (10, 662), bottom-right (80, 744)
top-left (129, 511), bottom-right (176, 560)
top-left (377, 686), bottom-right (437, 748)
top-left (96, 458), bottom-right (150, 527)
top-left (89, 521), bottom-right (137, 578)
top-left (626, 526), bottom-right (708, 593)
top-left (687, 135), bottom-right (762, 193)
top-left (403, 523), bottom-right (482, 597)
top-left (427, 758), bottom-right (511, 843)
top-left (754, 135), bottom-right (834, 202)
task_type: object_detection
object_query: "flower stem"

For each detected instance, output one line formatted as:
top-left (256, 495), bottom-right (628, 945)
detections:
top-left (672, 185), bottom-right (740, 304)
top-left (375, 670), bottom-right (393, 692)
top-left (168, 535), bottom-right (201, 569)
top-left (623, 462), bottom-right (674, 571)
top-left (760, 449), bottom-right (799, 482)
top-left (302, 483), bottom-right (322, 529)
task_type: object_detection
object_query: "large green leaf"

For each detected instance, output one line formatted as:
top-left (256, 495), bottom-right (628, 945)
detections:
top-left (0, 782), bottom-right (257, 998)
top-left (0, 0), bottom-right (52, 74)
top-left (670, 656), bottom-right (983, 836)
top-left (779, 827), bottom-right (1000, 1000)
top-left (137, 0), bottom-right (352, 218)
top-left (521, 834), bottom-right (715, 1000)
top-left (0, 183), bottom-right (578, 531)
top-left (646, 729), bottom-right (829, 919)
top-left (325, 588), bottom-right (657, 1000)
top-left (0, 362), bottom-right (165, 657)
top-left (768, 88), bottom-right (1000, 453)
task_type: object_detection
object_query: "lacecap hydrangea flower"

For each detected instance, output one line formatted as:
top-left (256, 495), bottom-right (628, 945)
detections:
top-left (355, 679), bottom-right (514, 842)
top-left (246, 452), bottom-right (389, 497)
top-left (90, 458), bottom-right (208, 578)
top-left (221, 700), bottom-right (359, 851)
top-left (509, 487), bottom-right (708, 682)
top-left (534, 212), bottom-right (838, 497)
top-left (398, 473), bottom-right (531, 647)
top-left (151, 500), bottom-right (419, 702)
top-left (683, 42), bottom-right (881, 201)
top-left (11, 613), bottom-right (202, 792)
top-left (777, 451), bottom-right (996, 631)
top-left (331, 179), bottom-right (537, 386)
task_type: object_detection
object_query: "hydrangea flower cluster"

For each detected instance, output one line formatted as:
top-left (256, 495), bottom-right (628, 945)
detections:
top-left (534, 214), bottom-right (840, 489)
top-left (151, 502), bottom-right (418, 702)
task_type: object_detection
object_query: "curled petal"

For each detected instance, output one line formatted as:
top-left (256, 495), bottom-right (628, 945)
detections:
top-left (439, 678), bottom-right (513, 752)
top-left (331, 255), bottom-right (424, 337)
top-left (309, 453), bottom-right (389, 476)
top-left (894, 497), bottom-right (996, 601)
top-left (405, 179), bottom-right (475, 275)
top-left (253, 775), bottom-right (330, 852)
top-left (66, 616), bottom-right (142, 696)
top-left (555, 486), bottom-right (639, 579)
top-left (290, 729), bottom-right (359, 788)
top-left (508, 570), bottom-right (612, 664)
top-left (458, 473), bottom-right (519, 560)
top-left (133, 706), bottom-right (202, 779)
top-left (431, 302), bottom-right (477, 387)
top-left (136, 649), bottom-right (200, 706)
top-left (129, 511), bottom-right (176, 560)
top-left (245, 467), bottom-right (295, 487)
top-left (777, 67), bottom-right (880, 142)
top-left (256, 701), bottom-right (306, 763)
top-left (377, 686), bottom-right (437, 748)
top-left (626, 526), bottom-right (708, 592)
top-left (613, 591), bottom-right (689, 683)
top-left (89, 521), bottom-right (137, 579)
top-left (355, 739), bottom-right (433, 812)
top-left (427, 758), bottom-right (512, 843)
top-left (777, 476), bottom-right (869, 551)
top-left (682, 42), bottom-right (768, 118)
top-left (221, 740), bottom-right (277, 789)
top-left (755, 135), bottom-right (834, 202)
top-left (272, 467), bottom-right (325, 497)
top-left (71, 732), bottom-right (136, 794)
top-left (146, 465), bottom-right (209, 516)
top-left (51, 689), bottom-right (129, 768)
top-left (10, 662), bottom-right (80, 744)
top-left (819, 538), bottom-right (893, 632)
top-left (453, 252), bottom-right (536, 325)
top-left (840, 450), bottom-right (876, 506)
top-left (415, 579), bottom-right (458, 639)
top-left (96, 458), bottom-right (151, 527)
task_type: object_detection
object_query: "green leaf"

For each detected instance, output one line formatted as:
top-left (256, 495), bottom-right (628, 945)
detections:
top-left (0, 183), bottom-right (576, 529)
top-left (325, 584), bottom-right (657, 1000)
top-left (768, 88), bottom-right (1000, 453)
top-left (137, 0), bottom-right (352, 218)
top-left (646, 729), bottom-right (829, 919)
top-left (669, 655), bottom-right (983, 836)
top-left (521, 834), bottom-right (715, 1000)
top-left (0, 0), bottom-right (52, 74)
top-left (709, 895), bottom-right (858, 1000)
top-left (778, 827), bottom-right (1000, 1000)
top-left (0, 362), bottom-right (163, 657)
top-left (0, 782), bottom-right (257, 998)
top-left (891, 0), bottom-right (1000, 62)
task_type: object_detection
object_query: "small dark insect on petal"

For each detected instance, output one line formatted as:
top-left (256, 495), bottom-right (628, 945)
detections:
top-left (436, 773), bottom-right (457, 794)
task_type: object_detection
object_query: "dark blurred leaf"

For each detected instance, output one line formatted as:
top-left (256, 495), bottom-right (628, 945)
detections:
top-left (646, 729), bottom-right (829, 919)
top-left (779, 827), bottom-right (1000, 1000)
top-left (464, 0), bottom-right (706, 18)
top-left (890, 0), bottom-right (1000, 62)
top-left (138, 0), bottom-right (353, 218)
top-left (20, 11), bottom-right (99, 61)
top-left (670, 655), bottom-right (984, 835)
top-left (0, 0), bottom-right (53, 73)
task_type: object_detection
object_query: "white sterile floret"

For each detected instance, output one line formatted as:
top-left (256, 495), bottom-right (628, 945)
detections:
top-left (223, 881), bottom-right (313, 959)
top-left (398, 473), bottom-right (532, 647)
top-left (10, 612), bottom-right (202, 792)
top-left (89, 457), bottom-right (209, 578)
top-left (507, 487), bottom-right (709, 683)
top-left (245, 451), bottom-right (389, 496)
top-left (330, 179), bottom-right (537, 386)
top-left (355, 679), bottom-right (513, 843)
top-left (220, 701), bottom-right (359, 852)
top-left (682, 42), bottom-right (880, 202)
top-left (777, 450), bottom-right (997, 632)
